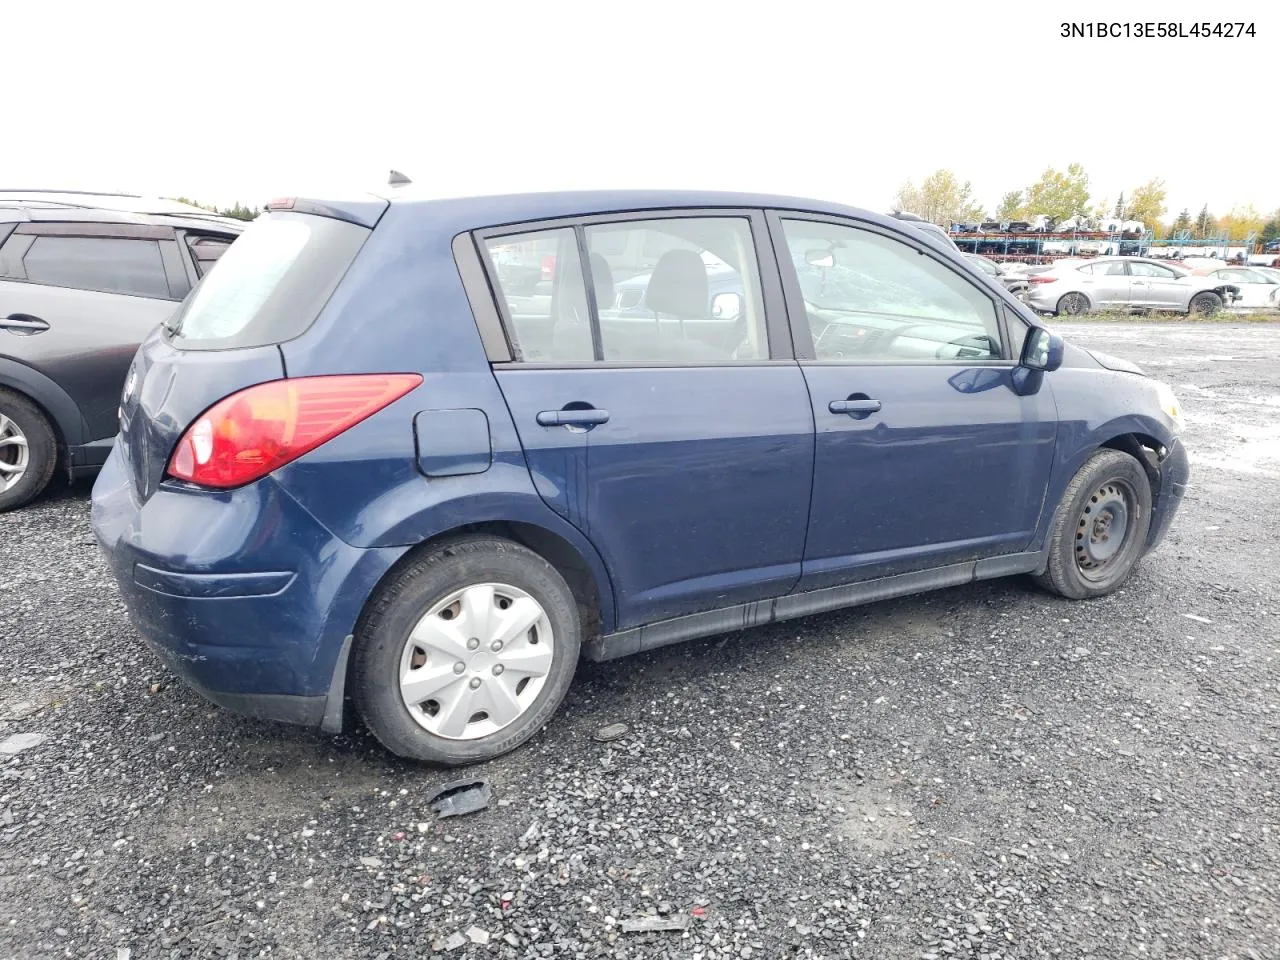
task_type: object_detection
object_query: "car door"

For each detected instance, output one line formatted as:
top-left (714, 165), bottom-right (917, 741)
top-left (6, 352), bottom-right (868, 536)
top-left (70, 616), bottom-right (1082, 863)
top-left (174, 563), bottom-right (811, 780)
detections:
top-left (768, 211), bottom-right (1058, 591)
top-left (476, 210), bottom-right (815, 630)
top-left (1080, 259), bottom-right (1133, 307)
top-left (1127, 260), bottom-right (1184, 308)
top-left (0, 223), bottom-right (188, 441)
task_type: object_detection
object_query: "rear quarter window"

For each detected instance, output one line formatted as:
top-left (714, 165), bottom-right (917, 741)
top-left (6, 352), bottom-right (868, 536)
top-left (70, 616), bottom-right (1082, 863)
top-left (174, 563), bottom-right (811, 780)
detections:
top-left (166, 213), bottom-right (369, 350)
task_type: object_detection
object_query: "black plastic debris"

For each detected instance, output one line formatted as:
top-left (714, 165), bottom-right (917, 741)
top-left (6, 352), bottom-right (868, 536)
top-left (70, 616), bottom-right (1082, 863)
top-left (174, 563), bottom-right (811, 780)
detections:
top-left (426, 778), bottom-right (493, 818)
top-left (593, 722), bottom-right (630, 743)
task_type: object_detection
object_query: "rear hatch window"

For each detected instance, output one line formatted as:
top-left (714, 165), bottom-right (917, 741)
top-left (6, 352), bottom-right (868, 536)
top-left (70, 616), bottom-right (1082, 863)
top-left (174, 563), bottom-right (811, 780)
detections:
top-left (165, 211), bottom-right (369, 350)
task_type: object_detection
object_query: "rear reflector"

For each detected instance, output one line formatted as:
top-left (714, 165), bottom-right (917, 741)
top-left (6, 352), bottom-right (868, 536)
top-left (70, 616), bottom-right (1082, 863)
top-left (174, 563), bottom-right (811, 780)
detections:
top-left (167, 374), bottom-right (422, 489)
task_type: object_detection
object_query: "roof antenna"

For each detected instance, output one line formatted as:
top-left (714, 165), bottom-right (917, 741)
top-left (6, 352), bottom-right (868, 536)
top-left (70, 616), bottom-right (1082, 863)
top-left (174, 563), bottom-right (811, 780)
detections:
top-left (388, 169), bottom-right (412, 187)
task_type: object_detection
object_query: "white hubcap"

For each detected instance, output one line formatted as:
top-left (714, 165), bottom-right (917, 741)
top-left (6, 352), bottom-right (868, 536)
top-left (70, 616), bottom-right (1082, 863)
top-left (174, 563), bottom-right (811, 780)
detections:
top-left (399, 582), bottom-right (554, 740)
top-left (0, 414), bottom-right (30, 493)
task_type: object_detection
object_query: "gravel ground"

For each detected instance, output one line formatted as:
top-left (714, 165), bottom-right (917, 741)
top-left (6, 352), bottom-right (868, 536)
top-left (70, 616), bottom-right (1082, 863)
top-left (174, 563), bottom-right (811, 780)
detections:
top-left (2, 321), bottom-right (1278, 960)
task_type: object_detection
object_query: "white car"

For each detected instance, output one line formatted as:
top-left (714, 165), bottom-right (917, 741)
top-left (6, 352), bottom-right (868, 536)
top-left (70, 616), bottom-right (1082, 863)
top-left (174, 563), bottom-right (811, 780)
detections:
top-left (1025, 257), bottom-right (1241, 317)
top-left (1193, 267), bottom-right (1280, 310)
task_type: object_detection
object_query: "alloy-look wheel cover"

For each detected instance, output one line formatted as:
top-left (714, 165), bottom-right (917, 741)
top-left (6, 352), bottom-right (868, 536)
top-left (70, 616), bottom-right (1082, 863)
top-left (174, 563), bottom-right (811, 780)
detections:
top-left (398, 582), bottom-right (554, 740)
top-left (0, 414), bottom-right (30, 493)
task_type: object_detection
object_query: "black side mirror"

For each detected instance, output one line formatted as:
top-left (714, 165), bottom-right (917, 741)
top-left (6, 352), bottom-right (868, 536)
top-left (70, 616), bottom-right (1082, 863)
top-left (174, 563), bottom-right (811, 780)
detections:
top-left (1021, 327), bottom-right (1064, 372)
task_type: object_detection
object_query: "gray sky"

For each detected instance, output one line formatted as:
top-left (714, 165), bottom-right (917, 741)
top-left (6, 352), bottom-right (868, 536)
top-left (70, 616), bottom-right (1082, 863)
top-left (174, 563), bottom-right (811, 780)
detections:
top-left (6, 1), bottom-right (1275, 222)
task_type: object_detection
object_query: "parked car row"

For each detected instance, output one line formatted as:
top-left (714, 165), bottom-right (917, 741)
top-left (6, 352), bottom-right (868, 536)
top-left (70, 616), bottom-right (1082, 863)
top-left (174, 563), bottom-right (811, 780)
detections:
top-left (0, 191), bottom-right (244, 510)
top-left (84, 185), bottom-right (1190, 766)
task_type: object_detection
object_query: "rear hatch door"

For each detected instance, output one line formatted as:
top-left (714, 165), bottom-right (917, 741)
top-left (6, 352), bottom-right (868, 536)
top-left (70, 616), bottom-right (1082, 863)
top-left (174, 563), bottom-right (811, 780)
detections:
top-left (118, 206), bottom-right (382, 502)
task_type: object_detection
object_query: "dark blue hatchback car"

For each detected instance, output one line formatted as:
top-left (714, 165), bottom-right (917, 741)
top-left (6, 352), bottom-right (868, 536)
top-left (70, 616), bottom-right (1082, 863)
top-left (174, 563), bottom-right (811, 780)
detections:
top-left (91, 188), bottom-right (1190, 766)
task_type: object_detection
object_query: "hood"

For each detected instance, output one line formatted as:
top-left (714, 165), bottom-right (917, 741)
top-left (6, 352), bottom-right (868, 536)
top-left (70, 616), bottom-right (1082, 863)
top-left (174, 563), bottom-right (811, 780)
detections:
top-left (1083, 346), bottom-right (1145, 376)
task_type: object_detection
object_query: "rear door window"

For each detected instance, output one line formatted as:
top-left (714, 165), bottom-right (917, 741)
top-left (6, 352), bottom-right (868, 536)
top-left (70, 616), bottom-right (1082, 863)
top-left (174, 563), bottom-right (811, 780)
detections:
top-left (166, 212), bottom-right (369, 350)
top-left (22, 236), bottom-right (169, 298)
top-left (185, 234), bottom-right (236, 277)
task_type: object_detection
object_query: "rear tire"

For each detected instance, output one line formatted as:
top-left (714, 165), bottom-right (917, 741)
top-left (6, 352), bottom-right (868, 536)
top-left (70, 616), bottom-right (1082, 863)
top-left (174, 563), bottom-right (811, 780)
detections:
top-left (1034, 449), bottom-right (1152, 600)
top-left (1056, 292), bottom-right (1090, 317)
top-left (351, 536), bottom-right (582, 766)
top-left (1188, 291), bottom-right (1222, 316)
top-left (0, 389), bottom-right (58, 513)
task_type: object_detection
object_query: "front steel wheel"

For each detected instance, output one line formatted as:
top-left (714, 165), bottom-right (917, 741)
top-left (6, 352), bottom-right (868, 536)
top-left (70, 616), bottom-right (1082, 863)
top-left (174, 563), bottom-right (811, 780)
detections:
top-left (1034, 449), bottom-right (1153, 600)
top-left (1073, 479), bottom-right (1137, 582)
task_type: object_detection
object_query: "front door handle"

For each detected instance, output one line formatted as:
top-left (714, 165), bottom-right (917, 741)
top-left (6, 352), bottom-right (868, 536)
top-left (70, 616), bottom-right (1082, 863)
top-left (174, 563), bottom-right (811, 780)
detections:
top-left (829, 398), bottom-right (882, 416)
top-left (537, 408), bottom-right (610, 427)
top-left (1, 314), bottom-right (50, 334)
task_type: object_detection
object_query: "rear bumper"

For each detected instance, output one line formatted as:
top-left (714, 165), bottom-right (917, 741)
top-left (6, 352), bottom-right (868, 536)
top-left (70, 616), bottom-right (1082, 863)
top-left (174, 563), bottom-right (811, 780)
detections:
top-left (90, 447), bottom-right (403, 730)
top-left (1144, 437), bottom-right (1190, 552)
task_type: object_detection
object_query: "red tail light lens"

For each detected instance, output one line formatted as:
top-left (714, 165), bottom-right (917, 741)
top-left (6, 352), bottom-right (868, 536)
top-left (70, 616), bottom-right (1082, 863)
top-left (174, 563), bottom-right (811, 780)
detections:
top-left (1030, 275), bottom-right (1058, 284)
top-left (167, 374), bottom-right (422, 489)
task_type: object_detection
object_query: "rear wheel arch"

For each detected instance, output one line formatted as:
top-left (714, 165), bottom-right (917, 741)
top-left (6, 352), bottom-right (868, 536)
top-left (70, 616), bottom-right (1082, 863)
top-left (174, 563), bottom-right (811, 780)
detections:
top-left (354, 519), bottom-right (612, 655)
top-left (0, 359), bottom-right (86, 457)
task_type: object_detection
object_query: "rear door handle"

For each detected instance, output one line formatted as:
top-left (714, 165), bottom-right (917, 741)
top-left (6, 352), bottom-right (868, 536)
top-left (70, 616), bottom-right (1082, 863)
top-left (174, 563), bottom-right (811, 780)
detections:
top-left (1, 314), bottom-right (50, 334)
top-left (829, 399), bottom-right (882, 415)
top-left (536, 408), bottom-right (610, 427)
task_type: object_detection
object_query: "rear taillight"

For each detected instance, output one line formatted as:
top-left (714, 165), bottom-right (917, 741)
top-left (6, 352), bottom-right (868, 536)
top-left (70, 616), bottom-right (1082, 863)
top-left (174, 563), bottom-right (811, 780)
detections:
top-left (167, 374), bottom-right (422, 489)
top-left (1030, 276), bottom-right (1058, 284)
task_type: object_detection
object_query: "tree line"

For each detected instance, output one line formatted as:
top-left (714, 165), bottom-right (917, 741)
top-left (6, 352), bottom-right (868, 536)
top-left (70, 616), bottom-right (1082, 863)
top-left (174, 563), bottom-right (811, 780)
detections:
top-left (169, 198), bottom-right (263, 221)
top-left (894, 166), bottom-right (1280, 244)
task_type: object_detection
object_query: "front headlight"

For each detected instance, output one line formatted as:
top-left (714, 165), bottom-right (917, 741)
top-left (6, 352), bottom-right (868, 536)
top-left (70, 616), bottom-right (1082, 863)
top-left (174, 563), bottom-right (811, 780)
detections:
top-left (1153, 380), bottom-right (1184, 429)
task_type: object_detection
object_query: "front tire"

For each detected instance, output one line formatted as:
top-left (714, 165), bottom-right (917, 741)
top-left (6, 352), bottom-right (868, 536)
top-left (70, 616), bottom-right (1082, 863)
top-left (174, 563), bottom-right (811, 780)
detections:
top-left (351, 536), bottom-right (582, 766)
top-left (1188, 291), bottom-right (1222, 316)
top-left (0, 389), bottom-right (58, 513)
top-left (1034, 449), bottom-right (1153, 600)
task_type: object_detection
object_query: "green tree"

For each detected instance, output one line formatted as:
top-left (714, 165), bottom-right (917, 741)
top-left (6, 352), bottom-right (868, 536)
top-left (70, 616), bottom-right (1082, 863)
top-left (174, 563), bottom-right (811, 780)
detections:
top-left (893, 169), bottom-right (986, 225)
top-left (217, 202), bottom-right (261, 221)
top-left (1168, 208), bottom-right (1192, 237)
top-left (1124, 178), bottom-right (1167, 230)
top-left (1112, 192), bottom-right (1126, 219)
top-left (1020, 163), bottom-right (1091, 221)
top-left (995, 191), bottom-right (1023, 219)
top-left (1260, 211), bottom-right (1280, 245)
top-left (1194, 204), bottom-right (1217, 239)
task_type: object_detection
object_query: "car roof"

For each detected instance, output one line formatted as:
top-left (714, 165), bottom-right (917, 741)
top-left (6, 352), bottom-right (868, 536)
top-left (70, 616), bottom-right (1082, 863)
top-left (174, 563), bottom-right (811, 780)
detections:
top-left (389, 188), bottom-right (904, 224)
top-left (0, 190), bottom-right (246, 234)
top-left (304, 186), bottom-right (962, 248)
